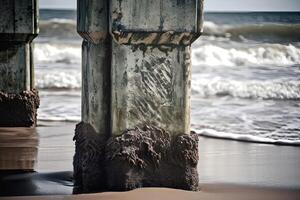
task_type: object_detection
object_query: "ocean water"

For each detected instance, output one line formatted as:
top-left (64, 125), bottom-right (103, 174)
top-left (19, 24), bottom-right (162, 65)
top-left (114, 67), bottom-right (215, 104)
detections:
top-left (36, 10), bottom-right (300, 145)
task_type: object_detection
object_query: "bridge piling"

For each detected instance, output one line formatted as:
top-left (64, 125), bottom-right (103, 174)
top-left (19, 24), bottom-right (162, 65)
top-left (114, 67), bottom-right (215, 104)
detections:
top-left (74, 0), bottom-right (203, 193)
top-left (0, 0), bottom-right (39, 171)
top-left (0, 0), bottom-right (39, 127)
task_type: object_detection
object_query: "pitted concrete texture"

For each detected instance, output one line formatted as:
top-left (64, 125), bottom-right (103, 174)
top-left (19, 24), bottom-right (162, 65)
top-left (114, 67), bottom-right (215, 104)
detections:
top-left (110, 0), bottom-right (203, 45)
top-left (0, 0), bottom-right (38, 42)
top-left (81, 40), bottom-right (111, 135)
top-left (111, 44), bottom-right (191, 136)
top-left (0, 89), bottom-right (39, 127)
top-left (77, 0), bottom-right (108, 44)
top-left (73, 123), bottom-right (199, 193)
top-left (0, 42), bottom-right (31, 93)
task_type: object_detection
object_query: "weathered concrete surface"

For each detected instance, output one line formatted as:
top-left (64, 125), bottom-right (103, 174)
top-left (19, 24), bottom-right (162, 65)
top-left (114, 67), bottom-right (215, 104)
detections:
top-left (75, 0), bottom-right (111, 190)
top-left (75, 41), bottom-right (112, 192)
top-left (0, 42), bottom-right (31, 93)
top-left (77, 0), bottom-right (108, 43)
top-left (81, 40), bottom-right (111, 135)
top-left (30, 43), bottom-right (35, 89)
top-left (111, 43), bottom-right (191, 136)
top-left (0, 89), bottom-right (39, 127)
top-left (0, 0), bottom-right (39, 128)
top-left (0, 42), bottom-right (39, 127)
top-left (0, 0), bottom-right (38, 42)
top-left (110, 0), bottom-right (204, 45)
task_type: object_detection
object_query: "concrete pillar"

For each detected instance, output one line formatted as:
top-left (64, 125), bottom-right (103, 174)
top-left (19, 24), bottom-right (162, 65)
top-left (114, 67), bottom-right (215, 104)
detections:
top-left (74, 0), bottom-right (111, 193)
top-left (74, 0), bottom-right (203, 193)
top-left (0, 0), bottom-right (39, 127)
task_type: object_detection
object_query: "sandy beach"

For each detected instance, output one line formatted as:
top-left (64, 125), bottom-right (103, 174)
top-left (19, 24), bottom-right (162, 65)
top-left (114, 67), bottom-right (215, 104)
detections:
top-left (1, 121), bottom-right (300, 199)
top-left (1, 2), bottom-right (300, 199)
top-left (1, 185), bottom-right (300, 200)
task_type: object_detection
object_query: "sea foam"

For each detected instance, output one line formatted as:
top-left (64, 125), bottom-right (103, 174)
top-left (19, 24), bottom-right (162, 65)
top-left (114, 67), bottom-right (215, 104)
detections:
top-left (192, 43), bottom-right (300, 67)
top-left (34, 43), bottom-right (81, 64)
top-left (194, 128), bottom-right (300, 146)
top-left (192, 78), bottom-right (300, 100)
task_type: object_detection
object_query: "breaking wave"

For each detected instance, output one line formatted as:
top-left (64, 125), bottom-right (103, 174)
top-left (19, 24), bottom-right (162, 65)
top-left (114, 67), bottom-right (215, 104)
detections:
top-left (192, 43), bottom-right (300, 67)
top-left (34, 69), bottom-right (300, 100)
top-left (192, 79), bottom-right (300, 100)
top-left (34, 41), bottom-right (300, 69)
top-left (34, 43), bottom-right (81, 64)
top-left (36, 70), bottom-right (81, 89)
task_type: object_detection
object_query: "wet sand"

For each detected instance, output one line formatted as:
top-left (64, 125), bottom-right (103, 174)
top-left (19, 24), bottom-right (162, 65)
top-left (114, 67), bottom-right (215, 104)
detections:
top-left (1, 121), bottom-right (300, 198)
top-left (198, 137), bottom-right (300, 189)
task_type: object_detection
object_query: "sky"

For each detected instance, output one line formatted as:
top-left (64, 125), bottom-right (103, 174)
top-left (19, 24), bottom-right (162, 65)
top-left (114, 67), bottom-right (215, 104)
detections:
top-left (40, 0), bottom-right (300, 11)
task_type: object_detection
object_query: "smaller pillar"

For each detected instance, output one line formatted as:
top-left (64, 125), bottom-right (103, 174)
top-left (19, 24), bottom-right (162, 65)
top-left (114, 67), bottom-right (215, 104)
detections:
top-left (0, 0), bottom-right (39, 127)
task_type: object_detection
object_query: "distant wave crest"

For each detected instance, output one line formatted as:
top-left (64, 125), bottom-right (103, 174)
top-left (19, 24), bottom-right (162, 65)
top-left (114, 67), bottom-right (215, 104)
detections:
top-left (39, 19), bottom-right (78, 39)
top-left (38, 19), bottom-right (300, 42)
top-left (34, 43), bottom-right (81, 64)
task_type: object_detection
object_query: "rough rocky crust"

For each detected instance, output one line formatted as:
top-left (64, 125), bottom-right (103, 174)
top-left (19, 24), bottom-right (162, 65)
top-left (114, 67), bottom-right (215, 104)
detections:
top-left (0, 89), bottom-right (39, 127)
top-left (73, 123), bottom-right (199, 193)
top-left (73, 122), bottom-right (107, 194)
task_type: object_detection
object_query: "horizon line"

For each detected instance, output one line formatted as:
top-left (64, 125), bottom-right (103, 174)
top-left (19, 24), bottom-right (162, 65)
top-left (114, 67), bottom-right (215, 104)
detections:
top-left (39, 8), bottom-right (300, 13)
